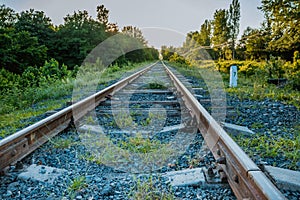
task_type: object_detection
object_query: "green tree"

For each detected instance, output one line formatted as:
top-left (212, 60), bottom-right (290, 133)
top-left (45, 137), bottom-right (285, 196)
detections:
top-left (161, 46), bottom-right (176, 61)
top-left (54, 9), bottom-right (108, 68)
top-left (0, 29), bottom-right (47, 73)
top-left (241, 26), bottom-right (271, 60)
top-left (0, 4), bottom-right (16, 28)
top-left (96, 5), bottom-right (109, 28)
top-left (120, 26), bottom-right (153, 64)
top-left (15, 9), bottom-right (55, 53)
top-left (122, 26), bottom-right (148, 46)
top-left (106, 23), bottom-right (119, 34)
top-left (212, 9), bottom-right (230, 59)
top-left (228, 0), bottom-right (240, 59)
top-left (199, 20), bottom-right (212, 46)
top-left (259, 0), bottom-right (300, 60)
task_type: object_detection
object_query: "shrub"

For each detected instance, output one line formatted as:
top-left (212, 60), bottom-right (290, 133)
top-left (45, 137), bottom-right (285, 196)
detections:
top-left (21, 66), bottom-right (40, 87)
top-left (239, 61), bottom-right (264, 77)
top-left (289, 70), bottom-right (300, 91)
top-left (0, 68), bottom-right (20, 91)
top-left (265, 56), bottom-right (285, 79)
top-left (169, 53), bottom-right (190, 65)
top-left (215, 60), bottom-right (243, 73)
top-left (40, 58), bottom-right (69, 80)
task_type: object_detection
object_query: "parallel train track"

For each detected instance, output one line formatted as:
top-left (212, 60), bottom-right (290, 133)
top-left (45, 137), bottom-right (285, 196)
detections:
top-left (0, 61), bottom-right (286, 199)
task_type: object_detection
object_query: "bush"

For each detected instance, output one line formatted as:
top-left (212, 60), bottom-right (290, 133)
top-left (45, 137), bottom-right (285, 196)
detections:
top-left (0, 58), bottom-right (74, 114)
top-left (21, 66), bottom-right (40, 87)
top-left (265, 56), bottom-right (285, 79)
top-left (41, 59), bottom-right (69, 80)
top-left (169, 53), bottom-right (190, 65)
top-left (239, 61), bottom-right (265, 77)
top-left (289, 70), bottom-right (300, 91)
top-left (0, 68), bottom-right (20, 91)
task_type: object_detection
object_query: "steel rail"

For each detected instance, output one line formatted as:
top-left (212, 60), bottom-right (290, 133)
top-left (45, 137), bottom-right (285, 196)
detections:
top-left (0, 62), bottom-right (158, 171)
top-left (163, 62), bottom-right (285, 200)
top-left (0, 60), bottom-right (286, 199)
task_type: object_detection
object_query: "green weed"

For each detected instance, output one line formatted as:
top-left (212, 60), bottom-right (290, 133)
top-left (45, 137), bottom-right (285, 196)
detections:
top-left (130, 176), bottom-right (174, 200)
top-left (120, 133), bottom-right (163, 154)
top-left (0, 98), bottom-right (67, 138)
top-left (147, 82), bottom-right (167, 90)
top-left (84, 115), bottom-right (98, 125)
top-left (68, 176), bottom-right (87, 193)
top-left (233, 133), bottom-right (300, 170)
top-left (251, 122), bottom-right (264, 129)
top-left (51, 136), bottom-right (76, 149)
top-left (113, 111), bottom-right (137, 128)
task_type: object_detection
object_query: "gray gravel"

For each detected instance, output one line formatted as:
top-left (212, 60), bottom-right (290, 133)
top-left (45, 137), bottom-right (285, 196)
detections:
top-left (1, 63), bottom-right (299, 199)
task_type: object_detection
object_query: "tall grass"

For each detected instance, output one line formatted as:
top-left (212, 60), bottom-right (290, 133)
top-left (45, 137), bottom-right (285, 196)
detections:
top-left (0, 61), bottom-right (151, 138)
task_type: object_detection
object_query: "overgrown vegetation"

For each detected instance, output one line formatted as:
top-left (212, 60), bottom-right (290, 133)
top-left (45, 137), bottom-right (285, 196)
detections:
top-left (51, 136), bottom-right (77, 149)
top-left (0, 61), bottom-right (151, 138)
top-left (167, 60), bottom-right (299, 170)
top-left (0, 4), bottom-right (158, 74)
top-left (120, 133), bottom-right (164, 154)
top-left (0, 59), bottom-right (72, 114)
top-left (0, 3), bottom-right (158, 139)
top-left (79, 128), bottom-right (175, 172)
top-left (221, 53), bottom-right (300, 108)
top-left (167, 53), bottom-right (300, 108)
top-left (129, 176), bottom-right (174, 200)
top-left (146, 82), bottom-right (167, 90)
top-left (232, 133), bottom-right (300, 170)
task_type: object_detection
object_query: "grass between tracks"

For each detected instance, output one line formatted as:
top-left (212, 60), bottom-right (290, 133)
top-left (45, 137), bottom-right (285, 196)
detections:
top-left (0, 62), bottom-right (151, 139)
top-left (168, 61), bottom-right (300, 170)
top-left (129, 176), bottom-right (174, 200)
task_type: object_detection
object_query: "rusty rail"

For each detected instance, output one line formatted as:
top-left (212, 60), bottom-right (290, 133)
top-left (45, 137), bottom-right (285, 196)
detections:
top-left (163, 62), bottom-right (285, 200)
top-left (0, 62), bottom-right (157, 171)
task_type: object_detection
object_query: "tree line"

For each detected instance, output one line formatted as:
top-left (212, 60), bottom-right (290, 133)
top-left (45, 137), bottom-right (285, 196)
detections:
top-left (162, 0), bottom-right (299, 62)
top-left (0, 4), bottom-right (158, 75)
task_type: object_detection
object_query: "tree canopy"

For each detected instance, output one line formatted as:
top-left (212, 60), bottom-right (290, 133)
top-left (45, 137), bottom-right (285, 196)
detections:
top-left (173, 0), bottom-right (298, 61)
top-left (0, 4), bottom-right (158, 74)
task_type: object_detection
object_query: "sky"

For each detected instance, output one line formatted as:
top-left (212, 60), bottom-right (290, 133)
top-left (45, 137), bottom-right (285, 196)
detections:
top-left (1, 0), bottom-right (264, 48)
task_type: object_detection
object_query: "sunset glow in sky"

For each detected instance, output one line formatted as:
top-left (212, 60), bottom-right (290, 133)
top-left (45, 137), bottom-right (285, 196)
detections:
top-left (1, 0), bottom-right (264, 48)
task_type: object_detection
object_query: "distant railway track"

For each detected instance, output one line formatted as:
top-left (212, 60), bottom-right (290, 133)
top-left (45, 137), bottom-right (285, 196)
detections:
top-left (0, 61), bottom-right (286, 199)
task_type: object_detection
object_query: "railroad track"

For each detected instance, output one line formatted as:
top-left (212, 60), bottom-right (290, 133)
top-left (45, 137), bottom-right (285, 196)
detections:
top-left (0, 61), bottom-right (286, 199)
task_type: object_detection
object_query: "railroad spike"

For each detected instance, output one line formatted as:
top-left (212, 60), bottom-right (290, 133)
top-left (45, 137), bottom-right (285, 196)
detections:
top-left (216, 157), bottom-right (226, 165)
top-left (207, 167), bottom-right (215, 177)
top-left (233, 175), bottom-right (239, 184)
top-left (15, 161), bottom-right (23, 170)
top-left (217, 149), bottom-right (221, 156)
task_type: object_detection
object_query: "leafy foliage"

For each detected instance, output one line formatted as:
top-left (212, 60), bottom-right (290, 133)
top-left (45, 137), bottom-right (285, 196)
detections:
top-left (0, 4), bottom-right (16, 28)
top-left (53, 9), bottom-right (108, 68)
top-left (0, 4), bottom-right (158, 74)
top-left (15, 9), bottom-right (55, 50)
top-left (212, 9), bottom-right (230, 57)
top-left (0, 60), bottom-right (148, 138)
top-left (259, 0), bottom-right (300, 59)
top-left (228, 0), bottom-right (240, 59)
top-left (0, 28), bottom-right (47, 73)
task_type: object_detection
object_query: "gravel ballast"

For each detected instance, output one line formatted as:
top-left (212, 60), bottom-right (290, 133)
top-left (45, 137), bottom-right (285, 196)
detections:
top-left (1, 63), bottom-right (299, 199)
